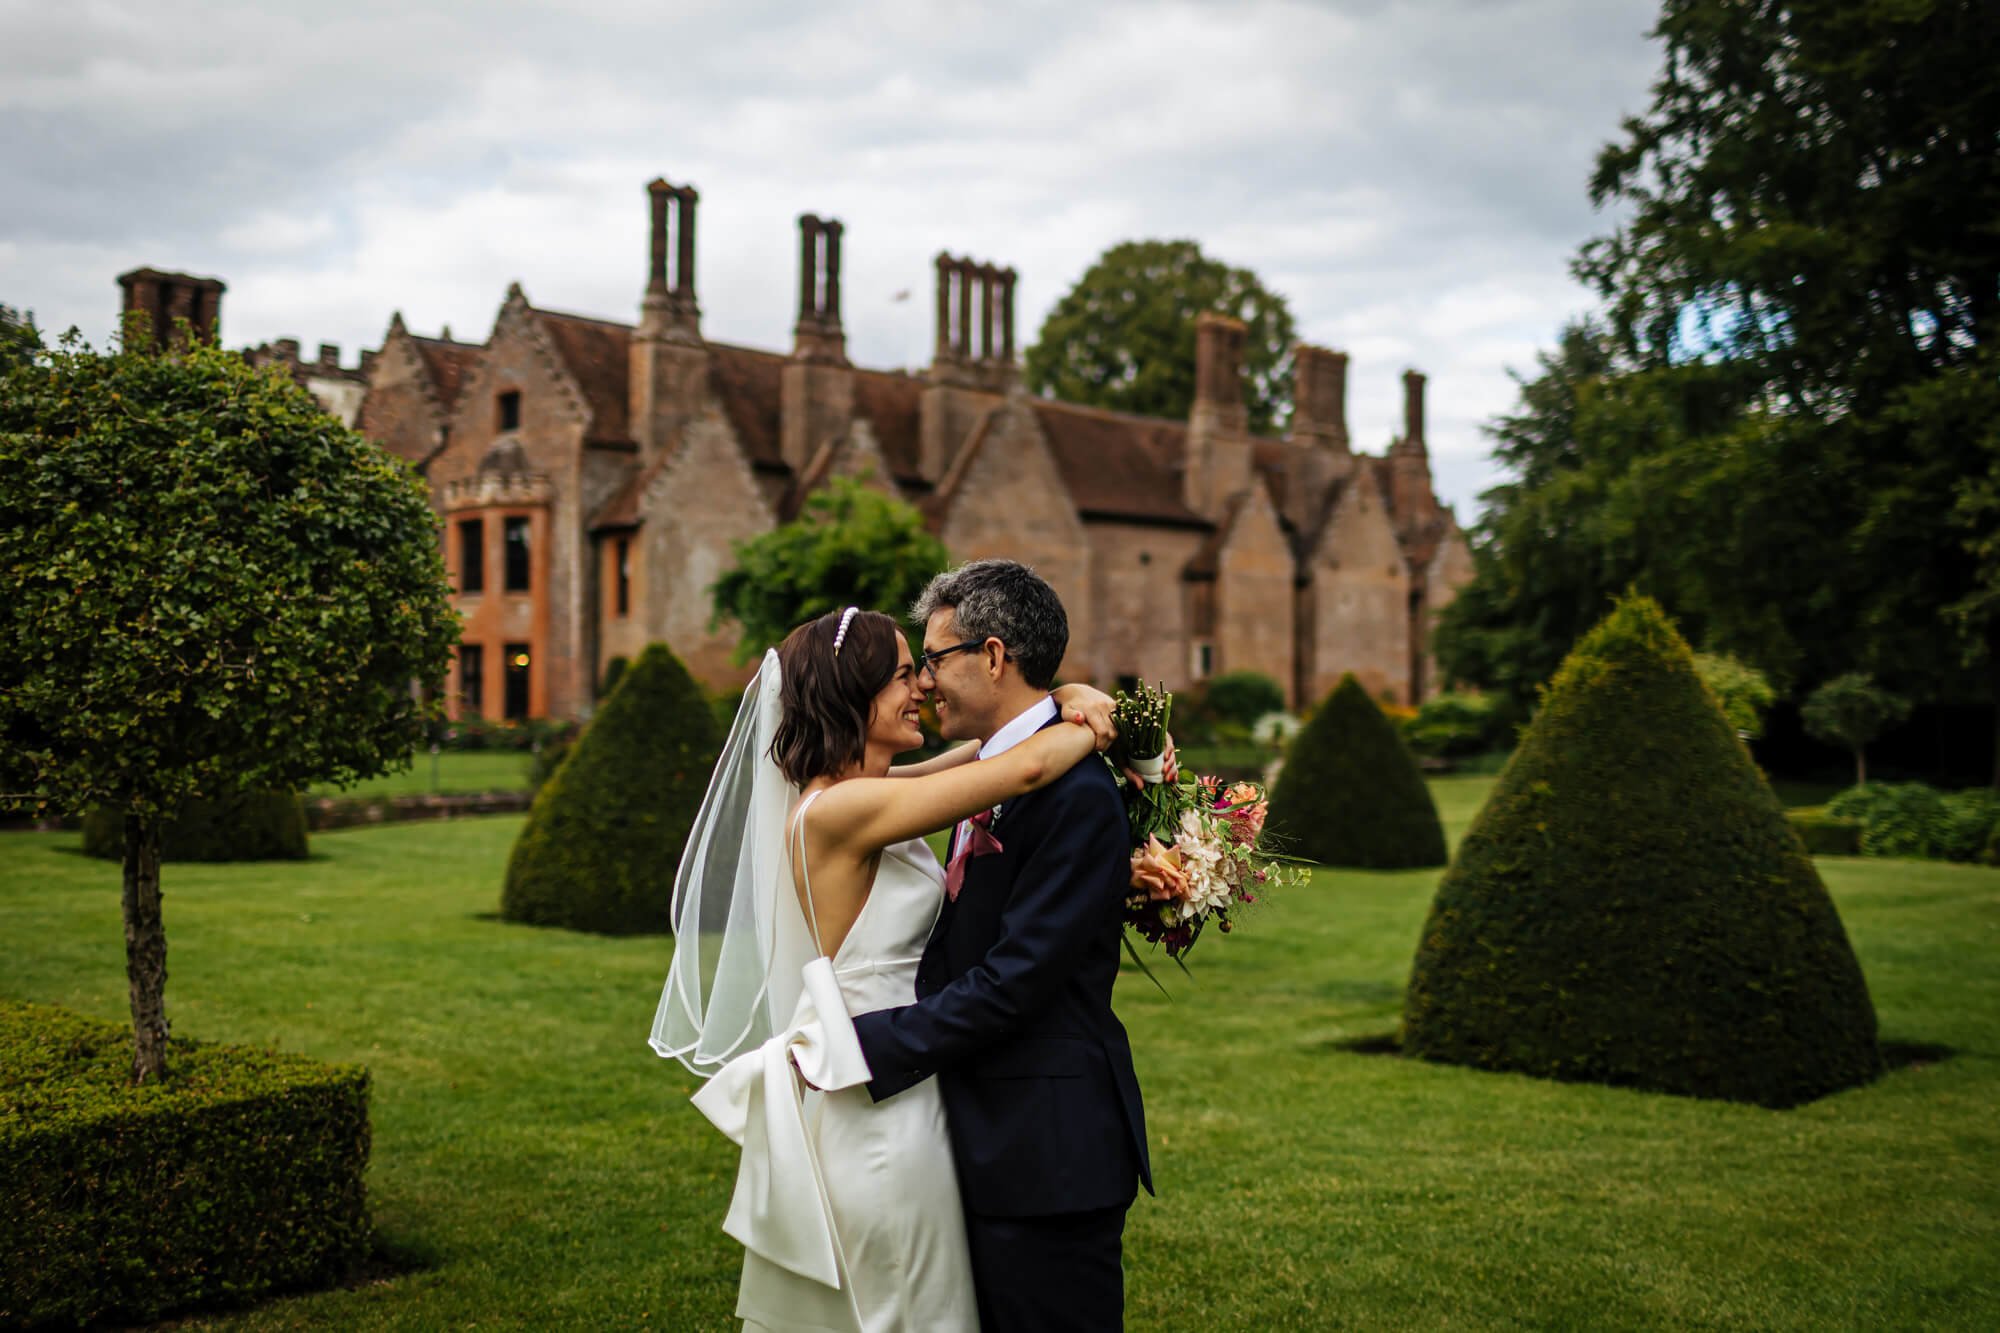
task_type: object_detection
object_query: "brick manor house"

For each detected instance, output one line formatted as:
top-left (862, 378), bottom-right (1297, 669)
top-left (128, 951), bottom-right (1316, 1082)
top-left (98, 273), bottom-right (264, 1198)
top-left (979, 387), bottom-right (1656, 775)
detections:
top-left (121, 178), bottom-right (1472, 722)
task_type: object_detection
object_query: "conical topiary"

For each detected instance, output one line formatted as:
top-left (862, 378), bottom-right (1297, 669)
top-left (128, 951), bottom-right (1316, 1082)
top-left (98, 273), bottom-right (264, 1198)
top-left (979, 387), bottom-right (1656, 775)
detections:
top-left (1402, 595), bottom-right (1882, 1108)
top-left (501, 641), bottom-right (724, 934)
top-left (1266, 673), bottom-right (1448, 869)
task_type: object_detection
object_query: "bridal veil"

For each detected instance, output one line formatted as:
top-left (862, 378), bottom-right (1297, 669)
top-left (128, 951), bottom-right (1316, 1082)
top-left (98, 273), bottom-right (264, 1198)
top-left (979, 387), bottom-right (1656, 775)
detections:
top-left (651, 649), bottom-right (813, 1076)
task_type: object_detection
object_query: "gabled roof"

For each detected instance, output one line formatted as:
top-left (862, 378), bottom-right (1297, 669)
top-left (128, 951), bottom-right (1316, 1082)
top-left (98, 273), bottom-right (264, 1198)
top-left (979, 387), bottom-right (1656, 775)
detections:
top-left (590, 462), bottom-right (649, 531)
top-left (709, 343), bottom-right (786, 469)
top-left (1029, 400), bottom-right (1209, 528)
top-left (853, 369), bottom-right (923, 480)
top-left (532, 306), bottom-right (633, 445)
top-left (411, 334), bottom-right (482, 413)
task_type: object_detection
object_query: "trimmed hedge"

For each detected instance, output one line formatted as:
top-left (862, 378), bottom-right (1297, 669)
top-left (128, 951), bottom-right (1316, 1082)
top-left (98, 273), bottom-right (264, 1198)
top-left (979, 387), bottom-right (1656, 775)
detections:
top-left (82, 790), bottom-right (308, 862)
top-left (0, 1001), bottom-right (371, 1328)
top-left (1786, 806), bottom-right (1864, 856)
top-left (1266, 674), bottom-right (1447, 869)
top-left (501, 641), bottom-right (724, 934)
top-left (1403, 595), bottom-right (1882, 1109)
top-left (1826, 781), bottom-right (2000, 863)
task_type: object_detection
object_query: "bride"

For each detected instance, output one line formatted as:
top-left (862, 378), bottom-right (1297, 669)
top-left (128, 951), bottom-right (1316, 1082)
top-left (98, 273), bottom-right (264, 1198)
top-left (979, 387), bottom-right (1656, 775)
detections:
top-left (651, 607), bottom-right (1115, 1331)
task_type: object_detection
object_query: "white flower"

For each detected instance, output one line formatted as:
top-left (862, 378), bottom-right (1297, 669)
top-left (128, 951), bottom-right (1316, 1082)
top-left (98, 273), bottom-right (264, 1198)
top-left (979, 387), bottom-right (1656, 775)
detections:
top-left (1174, 812), bottom-right (1235, 920)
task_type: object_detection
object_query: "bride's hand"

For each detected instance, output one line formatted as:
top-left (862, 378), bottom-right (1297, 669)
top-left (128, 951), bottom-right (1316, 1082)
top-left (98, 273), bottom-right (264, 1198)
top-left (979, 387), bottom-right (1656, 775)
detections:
top-left (1051, 683), bottom-right (1117, 752)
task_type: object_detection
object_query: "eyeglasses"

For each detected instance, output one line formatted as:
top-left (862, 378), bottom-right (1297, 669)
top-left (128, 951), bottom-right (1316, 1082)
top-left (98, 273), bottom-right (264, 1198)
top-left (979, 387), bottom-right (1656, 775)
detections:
top-left (917, 640), bottom-right (989, 676)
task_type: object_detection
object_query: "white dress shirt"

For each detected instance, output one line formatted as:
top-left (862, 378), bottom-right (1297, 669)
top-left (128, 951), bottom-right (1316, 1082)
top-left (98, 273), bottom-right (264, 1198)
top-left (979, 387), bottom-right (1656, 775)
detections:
top-left (955, 694), bottom-right (1059, 852)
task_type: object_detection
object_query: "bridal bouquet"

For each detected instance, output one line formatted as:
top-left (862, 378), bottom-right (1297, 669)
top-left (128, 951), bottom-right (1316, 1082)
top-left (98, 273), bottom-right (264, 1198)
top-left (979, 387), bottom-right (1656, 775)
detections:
top-left (1109, 682), bottom-right (1303, 965)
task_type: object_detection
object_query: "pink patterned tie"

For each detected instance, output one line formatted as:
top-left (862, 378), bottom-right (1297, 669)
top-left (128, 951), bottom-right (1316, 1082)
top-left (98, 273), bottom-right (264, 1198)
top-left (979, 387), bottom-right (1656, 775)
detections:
top-left (944, 809), bottom-right (1002, 902)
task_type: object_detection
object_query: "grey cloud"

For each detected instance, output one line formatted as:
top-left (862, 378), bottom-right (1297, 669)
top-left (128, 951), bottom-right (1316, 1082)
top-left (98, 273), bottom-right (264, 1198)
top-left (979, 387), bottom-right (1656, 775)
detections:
top-left (1, 0), bottom-right (1662, 516)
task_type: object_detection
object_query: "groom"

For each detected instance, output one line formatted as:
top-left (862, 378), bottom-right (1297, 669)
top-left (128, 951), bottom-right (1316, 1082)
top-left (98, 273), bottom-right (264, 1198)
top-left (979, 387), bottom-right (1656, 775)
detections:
top-left (851, 559), bottom-right (1152, 1332)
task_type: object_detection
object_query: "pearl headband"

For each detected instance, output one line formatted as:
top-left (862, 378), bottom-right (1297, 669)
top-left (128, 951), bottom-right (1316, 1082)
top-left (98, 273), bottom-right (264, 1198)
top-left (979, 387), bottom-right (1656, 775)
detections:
top-left (832, 606), bottom-right (859, 657)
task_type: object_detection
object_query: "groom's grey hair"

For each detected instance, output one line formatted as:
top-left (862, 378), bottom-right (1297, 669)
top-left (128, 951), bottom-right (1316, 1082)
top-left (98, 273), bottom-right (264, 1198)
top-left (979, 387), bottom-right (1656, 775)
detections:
top-left (911, 559), bottom-right (1069, 689)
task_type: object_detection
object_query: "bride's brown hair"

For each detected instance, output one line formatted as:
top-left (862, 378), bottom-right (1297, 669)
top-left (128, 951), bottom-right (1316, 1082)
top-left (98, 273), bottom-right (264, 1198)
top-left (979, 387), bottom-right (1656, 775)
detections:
top-left (770, 609), bottom-right (905, 785)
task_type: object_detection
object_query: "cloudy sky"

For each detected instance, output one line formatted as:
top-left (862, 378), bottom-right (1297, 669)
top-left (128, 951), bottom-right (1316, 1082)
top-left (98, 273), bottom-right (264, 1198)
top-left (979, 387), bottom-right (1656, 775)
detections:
top-left (2, 0), bottom-right (1662, 517)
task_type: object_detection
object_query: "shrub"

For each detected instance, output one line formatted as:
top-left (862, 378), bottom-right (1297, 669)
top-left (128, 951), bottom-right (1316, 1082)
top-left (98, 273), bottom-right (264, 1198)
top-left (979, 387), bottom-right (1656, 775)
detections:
top-left (1786, 806), bottom-right (1863, 856)
top-left (1202, 671), bottom-right (1287, 727)
top-left (501, 642), bottom-right (724, 934)
top-left (81, 791), bottom-right (308, 862)
top-left (0, 1001), bottom-right (371, 1327)
top-left (1266, 674), bottom-right (1447, 869)
top-left (1403, 691), bottom-right (1504, 758)
top-left (1403, 594), bottom-right (1882, 1108)
top-left (1825, 782), bottom-right (2000, 862)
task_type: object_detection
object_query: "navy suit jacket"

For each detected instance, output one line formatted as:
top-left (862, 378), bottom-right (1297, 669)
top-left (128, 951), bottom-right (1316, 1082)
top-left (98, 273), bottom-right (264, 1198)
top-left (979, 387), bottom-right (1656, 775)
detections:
top-left (851, 722), bottom-right (1152, 1218)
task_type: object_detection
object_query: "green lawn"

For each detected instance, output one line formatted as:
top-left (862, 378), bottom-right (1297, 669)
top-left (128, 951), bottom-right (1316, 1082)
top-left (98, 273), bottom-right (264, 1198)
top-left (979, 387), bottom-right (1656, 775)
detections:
top-left (3, 774), bottom-right (1996, 1329)
top-left (306, 750), bottom-right (534, 799)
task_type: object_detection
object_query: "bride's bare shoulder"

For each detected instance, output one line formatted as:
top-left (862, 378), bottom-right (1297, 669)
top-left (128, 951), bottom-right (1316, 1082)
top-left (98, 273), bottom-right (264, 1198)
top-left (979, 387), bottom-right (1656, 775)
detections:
top-left (798, 776), bottom-right (899, 840)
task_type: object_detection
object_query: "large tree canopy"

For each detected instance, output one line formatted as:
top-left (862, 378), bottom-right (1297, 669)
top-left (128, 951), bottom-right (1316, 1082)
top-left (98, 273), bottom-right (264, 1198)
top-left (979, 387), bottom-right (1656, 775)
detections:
top-left (1438, 0), bottom-right (2000, 777)
top-left (1025, 239), bottom-right (1297, 435)
top-left (0, 325), bottom-right (459, 1079)
top-left (710, 476), bottom-right (949, 663)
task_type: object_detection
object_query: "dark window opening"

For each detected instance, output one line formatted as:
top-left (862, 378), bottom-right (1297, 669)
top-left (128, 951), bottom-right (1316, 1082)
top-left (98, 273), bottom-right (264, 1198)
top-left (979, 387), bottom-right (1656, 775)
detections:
top-left (458, 518), bottom-right (484, 594)
top-left (504, 643), bottom-right (531, 720)
top-left (498, 390), bottom-right (521, 431)
top-left (460, 644), bottom-right (485, 715)
top-left (504, 517), bottom-right (531, 592)
top-left (615, 537), bottom-right (631, 618)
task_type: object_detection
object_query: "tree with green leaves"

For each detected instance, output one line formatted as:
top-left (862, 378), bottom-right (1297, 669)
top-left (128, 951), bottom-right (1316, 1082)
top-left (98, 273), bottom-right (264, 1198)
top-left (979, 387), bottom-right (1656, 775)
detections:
top-left (1803, 674), bottom-right (1912, 786)
top-left (1692, 652), bottom-right (1777, 740)
top-left (1025, 239), bottom-right (1297, 434)
top-left (710, 476), bottom-right (949, 664)
top-left (0, 325), bottom-right (458, 1082)
top-left (1440, 0), bottom-right (2000, 780)
top-left (1, 303), bottom-right (36, 368)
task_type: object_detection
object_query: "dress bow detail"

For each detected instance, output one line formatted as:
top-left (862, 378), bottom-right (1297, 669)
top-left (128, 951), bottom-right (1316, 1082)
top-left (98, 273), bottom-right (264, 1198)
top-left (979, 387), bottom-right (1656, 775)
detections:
top-left (689, 956), bottom-right (872, 1289)
top-left (943, 809), bottom-right (1002, 902)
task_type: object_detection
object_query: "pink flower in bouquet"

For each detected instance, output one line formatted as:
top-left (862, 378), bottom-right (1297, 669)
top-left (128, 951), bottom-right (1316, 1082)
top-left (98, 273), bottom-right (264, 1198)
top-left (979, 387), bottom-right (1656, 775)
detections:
top-left (1225, 800), bottom-right (1267, 847)
top-left (1130, 836), bottom-right (1190, 902)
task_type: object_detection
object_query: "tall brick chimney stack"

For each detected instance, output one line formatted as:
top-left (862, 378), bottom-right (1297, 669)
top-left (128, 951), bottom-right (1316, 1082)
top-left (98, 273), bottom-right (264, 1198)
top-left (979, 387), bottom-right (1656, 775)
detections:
top-left (1400, 368), bottom-right (1427, 453)
top-left (929, 253), bottom-right (1016, 389)
top-left (1184, 312), bottom-right (1253, 519)
top-left (781, 212), bottom-right (858, 469)
top-left (792, 214), bottom-right (848, 364)
top-left (637, 177), bottom-right (701, 343)
top-left (1191, 312), bottom-right (1248, 436)
top-left (1291, 343), bottom-right (1350, 453)
top-left (117, 267), bottom-right (225, 351)
top-left (630, 177), bottom-right (710, 459)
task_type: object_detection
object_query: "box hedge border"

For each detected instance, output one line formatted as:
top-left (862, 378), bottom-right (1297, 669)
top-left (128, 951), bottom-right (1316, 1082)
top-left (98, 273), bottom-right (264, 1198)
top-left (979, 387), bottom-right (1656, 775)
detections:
top-left (1, 1001), bottom-right (372, 1329)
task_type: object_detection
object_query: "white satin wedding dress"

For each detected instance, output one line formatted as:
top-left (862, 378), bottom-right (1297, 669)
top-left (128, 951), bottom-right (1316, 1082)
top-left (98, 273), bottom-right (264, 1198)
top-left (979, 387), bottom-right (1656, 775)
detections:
top-left (691, 790), bottom-right (979, 1332)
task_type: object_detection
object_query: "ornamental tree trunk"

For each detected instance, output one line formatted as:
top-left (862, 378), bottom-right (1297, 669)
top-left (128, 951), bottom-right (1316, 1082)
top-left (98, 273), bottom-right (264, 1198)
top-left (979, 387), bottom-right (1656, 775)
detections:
top-left (122, 812), bottom-right (168, 1083)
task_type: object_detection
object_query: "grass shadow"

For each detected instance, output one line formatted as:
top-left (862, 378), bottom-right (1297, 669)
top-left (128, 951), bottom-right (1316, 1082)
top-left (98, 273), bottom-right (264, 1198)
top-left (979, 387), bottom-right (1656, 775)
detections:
top-left (1881, 1039), bottom-right (1958, 1071)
